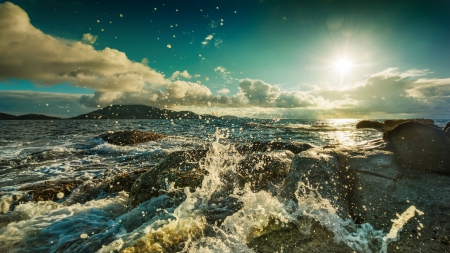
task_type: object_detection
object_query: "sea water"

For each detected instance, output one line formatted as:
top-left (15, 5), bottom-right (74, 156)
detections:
top-left (0, 119), bottom-right (447, 252)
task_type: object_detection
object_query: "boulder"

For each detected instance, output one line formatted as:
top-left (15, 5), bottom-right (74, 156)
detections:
top-left (282, 148), bottom-right (351, 218)
top-left (339, 150), bottom-right (403, 227)
top-left (128, 150), bottom-right (208, 207)
top-left (236, 150), bottom-right (294, 191)
top-left (100, 130), bottom-right (165, 146)
top-left (356, 120), bottom-right (384, 129)
top-left (236, 141), bottom-right (314, 155)
top-left (383, 122), bottom-right (450, 174)
top-left (444, 122), bottom-right (450, 132)
top-left (260, 147), bottom-right (450, 252)
top-left (383, 118), bottom-right (434, 131)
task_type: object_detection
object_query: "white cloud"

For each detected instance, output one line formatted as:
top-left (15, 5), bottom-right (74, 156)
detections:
top-left (170, 70), bottom-right (192, 80)
top-left (81, 33), bottom-right (97, 44)
top-left (0, 2), bottom-right (167, 94)
top-left (201, 34), bottom-right (214, 46)
top-left (238, 79), bottom-right (318, 108)
top-left (218, 88), bottom-right (230, 94)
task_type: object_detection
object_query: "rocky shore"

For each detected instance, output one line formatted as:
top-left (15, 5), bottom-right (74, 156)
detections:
top-left (2, 119), bottom-right (450, 252)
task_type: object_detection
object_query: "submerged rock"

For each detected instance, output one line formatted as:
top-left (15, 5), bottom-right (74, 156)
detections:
top-left (128, 150), bottom-right (208, 207)
top-left (100, 130), bottom-right (165, 146)
top-left (356, 120), bottom-right (384, 129)
top-left (237, 150), bottom-right (294, 191)
top-left (384, 121), bottom-right (450, 174)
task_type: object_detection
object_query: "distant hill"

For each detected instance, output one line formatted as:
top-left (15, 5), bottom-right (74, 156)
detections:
top-left (0, 112), bottom-right (17, 120)
top-left (16, 114), bottom-right (61, 120)
top-left (71, 105), bottom-right (221, 120)
top-left (0, 112), bottom-right (60, 120)
top-left (220, 115), bottom-right (239, 119)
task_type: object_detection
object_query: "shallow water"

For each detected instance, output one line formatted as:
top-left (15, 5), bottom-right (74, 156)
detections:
top-left (0, 119), bottom-right (448, 252)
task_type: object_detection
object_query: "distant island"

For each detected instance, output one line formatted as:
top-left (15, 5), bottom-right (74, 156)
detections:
top-left (0, 112), bottom-right (61, 120)
top-left (0, 105), bottom-right (239, 120)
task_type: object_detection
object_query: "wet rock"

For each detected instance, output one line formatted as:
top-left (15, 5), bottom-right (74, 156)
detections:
top-left (356, 120), bottom-right (384, 129)
top-left (104, 169), bottom-right (148, 194)
top-left (384, 122), bottom-right (450, 174)
top-left (340, 150), bottom-right (403, 228)
top-left (282, 148), bottom-right (351, 218)
top-left (383, 118), bottom-right (434, 131)
top-left (128, 150), bottom-right (208, 207)
top-left (445, 122), bottom-right (450, 132)
top-left (385, 169), bottom-right (450, 252)
top-left (237, 150), bottom-right (294, 191)
top-left (62, 169), bottom-right (148, 205)
top-left (20, 180), bottom-right (82, 202)
top-left (236, 140), bottom-right (314, 155)
top-left (100, 130), bottom-right (165, 146)
top-left (248, 219), bottom-right (353, 253)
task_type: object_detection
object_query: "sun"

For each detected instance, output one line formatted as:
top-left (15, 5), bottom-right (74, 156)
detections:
top-left (334, 58), bottom-right (353, 74)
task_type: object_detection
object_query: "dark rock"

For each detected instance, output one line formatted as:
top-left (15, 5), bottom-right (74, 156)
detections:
top-left (19, 179), bottom-right (82, 202)
top-left (384, 122), bottom-right (450, 174)
top-left (248, 219), bottom-right (353, 253)
top-left (128, 150), bottom-right (208, 207)
top-left (103, 169), bottom-right (148, 193)
top-left (339, 150), bottom-right (403, 228)
top-left (444, 122), bottom-right (450, 132)
top-left (101, 130), bottom-right (165, 146)
top-left (282, 148), bottom-right (351, 218)
top-left (236, 141), bottom-right (314, 155)
top-left (356, 120), bottom-right (384, 129)
top-left (383, 118), bottom-right (434, 131)
top-left (254, 145), bottom-right (450, 252)
top-left (236, 150), bottom-right (294, 191)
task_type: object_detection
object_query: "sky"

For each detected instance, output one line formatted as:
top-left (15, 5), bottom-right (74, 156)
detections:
top-left (0, 0), bottom-right (450, 119)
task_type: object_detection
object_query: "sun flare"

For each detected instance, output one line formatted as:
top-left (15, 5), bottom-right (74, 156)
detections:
top-left (334, 58), bottom-right (353, 74)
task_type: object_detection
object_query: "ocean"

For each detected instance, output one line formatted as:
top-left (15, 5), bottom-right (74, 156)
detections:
top-left (0, 119), bottom-right (448, 252)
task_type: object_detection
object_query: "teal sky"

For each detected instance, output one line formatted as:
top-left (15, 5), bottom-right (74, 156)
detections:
top-left (1, 0), bottom-right (450, 118)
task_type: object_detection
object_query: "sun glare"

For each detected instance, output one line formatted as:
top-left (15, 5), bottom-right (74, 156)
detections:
top-left (334, 58), bottom-right (353, 74)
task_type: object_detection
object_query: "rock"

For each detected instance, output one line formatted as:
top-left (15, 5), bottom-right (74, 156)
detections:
top-left (19, 179), bottom-right (82, 202)
top-left (128, 150), bottom-right (208, 207)
top-left (103, 169), bottom-right (148, 194)
top-left (383, 122), bottom-right (450, 174)
top-left (386, 169), bottom-right (450, 252)
top-left (356, 120), bottom-right (384, 129)
top-left (445, 122), bottom-right (450, 132)
top-left (251, 143), bottom-right (450, 253)
top-left (339, 150), bottom-right (403, 227)
top-left (100, 130), bottom-right (165, 146)
top-left (282, 148), bottom-right (351, 218)
top-left (248, 219), bottom-right (352, 253)
top-left (236, 150), bottom-right (294, 191)
top-left (236, 141), bottom-right (314, 155)
top-left (383, 118), bottom-right (434, 131)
